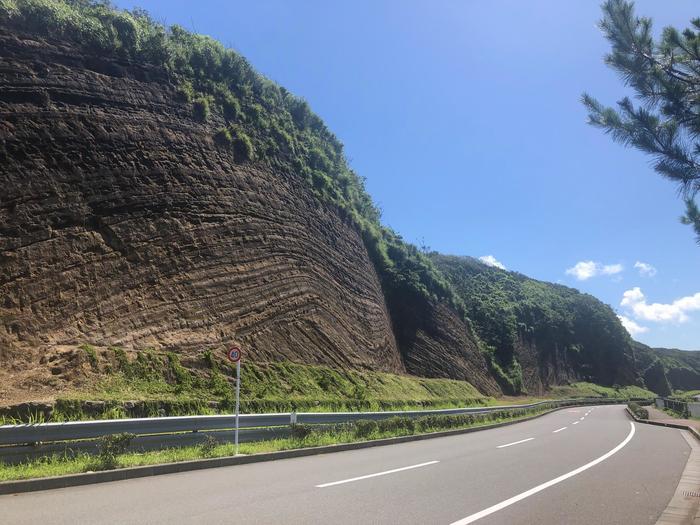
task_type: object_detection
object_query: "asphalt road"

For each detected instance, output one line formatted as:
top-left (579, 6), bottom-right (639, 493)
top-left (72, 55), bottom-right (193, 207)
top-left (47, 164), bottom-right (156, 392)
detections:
top-left (0, 405), bottom-right (689, 524)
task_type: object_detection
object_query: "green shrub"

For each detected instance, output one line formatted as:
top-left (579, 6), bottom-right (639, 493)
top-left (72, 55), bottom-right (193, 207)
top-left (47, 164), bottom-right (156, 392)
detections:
top-left (212, 127), bottom-right (231, 146)
top-left (221, 93), bottom-right (240, 121)
top-left (290, 424), bottom-right (313, 440)
top-left (79, 343), bottom-right (98, 369)
top-left (245, 102), bottom-right (264, 123)
top-left (167, 352), bottom-right (191, 386)
top-left (112, 347), bottom-right (130, 374)
top-left (377, 416), bottom-right (414, 434)
top-left (94, 433), bottom-right (135, 470)
top-left (351, 384), bottom-right (367, 401)
top-left (354, 419), bottom-right (378, 438)
top-left (232, 128), bottom-right (254, 162)
top-left (200, 434), bottom-right (219, 457)
top-left (192, 96), bottom-right (210, 122)
top-left (628, 402), bottom-right (649, 420)
top-left (176, 81), bottom-right (195, 102)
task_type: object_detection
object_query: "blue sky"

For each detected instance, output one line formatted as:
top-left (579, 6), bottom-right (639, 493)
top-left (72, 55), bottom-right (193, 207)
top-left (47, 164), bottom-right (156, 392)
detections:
top-left (115, 0), bottom-right (700, 350)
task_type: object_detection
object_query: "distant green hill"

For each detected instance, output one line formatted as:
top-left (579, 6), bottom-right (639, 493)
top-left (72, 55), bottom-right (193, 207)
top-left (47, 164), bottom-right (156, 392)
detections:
top-left (633, 343), bottom-right (700, 395)
top-left (430, 255), bottom-right (637, 393)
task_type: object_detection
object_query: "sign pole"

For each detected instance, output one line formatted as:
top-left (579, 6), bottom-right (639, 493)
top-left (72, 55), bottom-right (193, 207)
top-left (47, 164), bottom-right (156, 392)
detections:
top-left (235, 358), bottom-right (240, 455)
top-left (226, 345), bottom-right (242, 456)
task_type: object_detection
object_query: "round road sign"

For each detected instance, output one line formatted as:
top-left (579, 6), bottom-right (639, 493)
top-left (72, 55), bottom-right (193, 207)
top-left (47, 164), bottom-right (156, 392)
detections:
top-left (227, 346), bottom-right (242, 363)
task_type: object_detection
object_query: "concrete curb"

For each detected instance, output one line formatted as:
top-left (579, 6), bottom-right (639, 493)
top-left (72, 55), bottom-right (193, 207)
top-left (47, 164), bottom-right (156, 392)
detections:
top-left (624, 407), bottom-right (700, 442)
top-left (656, 431), bottom-right (700, 525)
top-left (0, 403), bottom-right (588, 495)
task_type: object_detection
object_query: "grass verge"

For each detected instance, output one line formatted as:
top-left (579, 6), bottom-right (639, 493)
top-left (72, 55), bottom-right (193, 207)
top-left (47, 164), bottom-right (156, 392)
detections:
top-left (548, 381), bottom-right (655, 400)
top-left (627, 402), bottom-right (649, 419)
top-left (0, 348), bottom-right (497, 423)
top-left (0, 405), bottom-right (555, 482)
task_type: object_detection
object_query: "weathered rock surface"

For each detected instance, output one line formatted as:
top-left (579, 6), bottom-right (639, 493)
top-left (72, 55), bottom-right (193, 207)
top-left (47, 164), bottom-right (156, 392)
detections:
top-left (0, 29), bottom-right (500, 403)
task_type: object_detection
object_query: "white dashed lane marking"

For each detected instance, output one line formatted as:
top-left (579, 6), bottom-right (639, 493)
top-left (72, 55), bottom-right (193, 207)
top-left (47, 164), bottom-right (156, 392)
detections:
top-left (497, 438), bottom-right (534, 449)
top-left (316, 461), bottom-right (440, 488)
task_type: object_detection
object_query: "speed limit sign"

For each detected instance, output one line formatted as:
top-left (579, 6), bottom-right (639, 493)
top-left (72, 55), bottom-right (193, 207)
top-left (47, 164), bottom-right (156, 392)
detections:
top-left (227, 346), bottom-right (242, 362)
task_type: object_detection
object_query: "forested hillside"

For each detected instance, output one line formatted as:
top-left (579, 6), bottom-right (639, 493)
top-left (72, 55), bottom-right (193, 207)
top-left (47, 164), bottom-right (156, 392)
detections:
top-left (431, 255), bottom-right (637, 393)
top-left (633, 342), bottom-right (700, 395)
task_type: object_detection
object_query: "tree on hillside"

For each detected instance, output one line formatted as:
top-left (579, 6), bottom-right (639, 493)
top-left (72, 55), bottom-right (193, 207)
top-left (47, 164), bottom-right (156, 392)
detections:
top-left (582, 0), bottom-right (700, 244)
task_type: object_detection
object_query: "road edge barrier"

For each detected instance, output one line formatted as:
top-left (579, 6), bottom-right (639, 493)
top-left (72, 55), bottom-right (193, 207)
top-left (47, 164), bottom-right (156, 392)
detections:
top-left (0, 402), bottom-right (604, 495)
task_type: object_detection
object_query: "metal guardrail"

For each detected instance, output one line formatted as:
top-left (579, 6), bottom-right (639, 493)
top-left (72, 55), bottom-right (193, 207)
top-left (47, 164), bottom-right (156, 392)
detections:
top-left (0, 397), bottom-right (640, 447)
top-left (656, 397), bottom-right (697, 418)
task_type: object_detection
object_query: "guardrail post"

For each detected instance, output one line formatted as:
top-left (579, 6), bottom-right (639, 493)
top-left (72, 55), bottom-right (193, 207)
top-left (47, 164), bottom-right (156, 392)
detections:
top-left (290, 411), bottom-right (297, 425)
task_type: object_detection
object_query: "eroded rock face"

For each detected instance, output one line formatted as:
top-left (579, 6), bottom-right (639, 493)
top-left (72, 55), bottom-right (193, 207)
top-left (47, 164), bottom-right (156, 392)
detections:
top-left (397, 301), bottom-right (501, 396)
top-left (0, 28), bottom-right (503, 404)
top-left (514, 339), bottom-right (576, 396)
top-left (0, 29), bottom-right (403, 400)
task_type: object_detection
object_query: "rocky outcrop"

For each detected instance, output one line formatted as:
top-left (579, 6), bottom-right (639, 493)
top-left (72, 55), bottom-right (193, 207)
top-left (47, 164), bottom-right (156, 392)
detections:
top-left (392, 300), bottom-right (500, 396)
top-left (513, 338), bottom-right (577, 395)
top-left (0, 28), bottom-right (501, 403)
top-left (0, 29), bottom-right (405, 401)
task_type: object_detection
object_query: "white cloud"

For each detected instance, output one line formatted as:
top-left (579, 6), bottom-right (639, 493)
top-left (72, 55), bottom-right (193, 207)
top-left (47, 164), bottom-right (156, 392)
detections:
top-left (618, 315), bottom-right (649, 336)
top-left (621, 287), bottom-right (700, 323)
top-left (565, 260), bottom-right (623, 281)
top-left (478, 255), bottom-right (506, 270)
top-left (634, 261), bottom-right (657, 277)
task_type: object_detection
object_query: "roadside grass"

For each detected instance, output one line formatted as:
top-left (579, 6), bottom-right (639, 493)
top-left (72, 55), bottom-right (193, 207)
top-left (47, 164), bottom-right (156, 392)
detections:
top-left (1, 346), bottom-right (655, 425)
top-left (660, 406), bottom-right (689, 419)
top-left (548, 382), bottom-right (655, 400)
top-left (671, 390), bottom-right (700, 401)
top-left (2, 348), bottom-right (497, 423)
top-left (0, 406), bottom-right (553, 482)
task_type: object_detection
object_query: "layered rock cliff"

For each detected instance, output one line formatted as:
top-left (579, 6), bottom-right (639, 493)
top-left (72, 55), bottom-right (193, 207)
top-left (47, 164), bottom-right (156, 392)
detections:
top-left (0, 23), bottom-right (500, 402)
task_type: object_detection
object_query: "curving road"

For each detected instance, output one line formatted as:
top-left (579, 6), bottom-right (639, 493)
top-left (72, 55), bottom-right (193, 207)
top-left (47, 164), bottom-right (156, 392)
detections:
top-left (1, 405), bottom-right (689, 524)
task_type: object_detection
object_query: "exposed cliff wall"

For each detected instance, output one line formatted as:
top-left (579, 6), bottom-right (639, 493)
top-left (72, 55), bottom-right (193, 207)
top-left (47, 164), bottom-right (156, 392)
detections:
top-left (0, 26), bottom-right (500, 402)
top-left (0, 28), bottom-right (405, 397)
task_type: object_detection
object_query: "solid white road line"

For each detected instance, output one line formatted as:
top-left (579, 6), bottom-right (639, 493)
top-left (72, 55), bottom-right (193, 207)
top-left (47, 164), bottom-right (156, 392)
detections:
top-left (497, 438), bottom-right (534, 449)
top-left (552, 427), bottom-right (567, 433)
top-left (315, 460), bottom-right (439, 488)
top-left (449, 422), bottom-right (636, 525)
